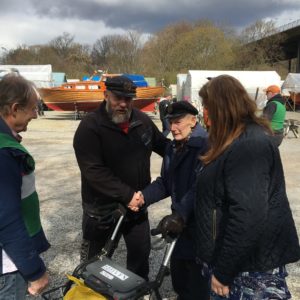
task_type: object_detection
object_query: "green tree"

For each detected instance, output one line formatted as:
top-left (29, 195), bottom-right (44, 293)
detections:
top-left (141, 22), bottom-right (193, 84)
top-left (141, 21), bottom-right (236, 85)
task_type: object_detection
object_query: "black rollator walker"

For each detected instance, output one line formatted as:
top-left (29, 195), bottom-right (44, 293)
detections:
top-left (42, 206), bottom-right (177, 300)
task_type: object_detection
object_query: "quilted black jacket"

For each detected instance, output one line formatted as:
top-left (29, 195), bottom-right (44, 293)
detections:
top-left (195, 122), bottom-right (300, 285)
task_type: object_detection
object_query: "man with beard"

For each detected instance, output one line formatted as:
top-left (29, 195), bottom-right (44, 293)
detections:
top-left (73, 76), bottom-right (169, 280)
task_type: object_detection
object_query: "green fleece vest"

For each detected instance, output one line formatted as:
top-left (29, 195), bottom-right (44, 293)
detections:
top-left (0, 133), bottom-right (42, 236)
top-left (271, 101), bottom-right (286, 131)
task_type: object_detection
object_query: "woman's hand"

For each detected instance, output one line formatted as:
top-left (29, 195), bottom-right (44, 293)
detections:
top-left (211, 274), bottom-right (230, 297)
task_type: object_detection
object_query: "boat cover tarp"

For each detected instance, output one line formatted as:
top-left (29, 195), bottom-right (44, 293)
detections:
top-left (282, 73), bottom-right (300, 94)
top-left (81, 73), bottom-right (149, 87)
top-left (82, 75), bottom-right (101, 81)
top-left (0, 65), bottom-right (52, 87)
top-left (183, 70), bottom-right (281, 110)
top-left (123, 74), bottom-right (148, 87)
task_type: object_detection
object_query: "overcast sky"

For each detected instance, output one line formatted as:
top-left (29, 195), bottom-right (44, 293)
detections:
top-left (1, 0), bottom-right (300, 51)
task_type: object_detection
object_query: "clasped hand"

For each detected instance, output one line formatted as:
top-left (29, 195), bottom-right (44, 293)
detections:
top-left (127, 191), bottom-right (144, 212)
top-left (211, 275), bottom-right (230, 298)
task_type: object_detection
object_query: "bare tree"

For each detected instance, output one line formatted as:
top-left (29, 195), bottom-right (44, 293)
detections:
top-left (47, 32), bottom-right (92, 78)
top-left (234, 20), bottom-right (286, 69)
top-left (91, 31), bottom-right (143, 74)
top-left (241, 20), bottom-right (278, 43)
top-left (49, 32), bottom-right (75, 59)
top-left (0, 20), bottom-right (289, 83)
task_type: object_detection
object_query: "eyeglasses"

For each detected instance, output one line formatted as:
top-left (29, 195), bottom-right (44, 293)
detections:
top-left (19, 105), bottom-right (38, 113)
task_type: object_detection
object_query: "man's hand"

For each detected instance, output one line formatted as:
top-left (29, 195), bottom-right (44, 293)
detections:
top-left (28, 272), bottom-right (49, 296)
top-left (211, 274), bottom-right (230, 298)
top-left (127, 191), bottom-right (144, 212)
top-left (157, 212), bottom-right (184, 238)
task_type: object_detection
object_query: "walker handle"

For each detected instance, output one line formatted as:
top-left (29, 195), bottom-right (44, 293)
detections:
top-left (151, 227), bottom-right (162, 236)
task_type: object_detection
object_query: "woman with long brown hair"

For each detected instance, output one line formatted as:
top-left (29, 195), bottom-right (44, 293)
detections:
top-left (195, 75), bottom-right (300, 299)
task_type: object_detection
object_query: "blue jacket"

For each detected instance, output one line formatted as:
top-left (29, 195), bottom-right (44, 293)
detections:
top-left (143, 123), bottom-right (208, 258)
top-left (0, 117), bottom-right (50, 281)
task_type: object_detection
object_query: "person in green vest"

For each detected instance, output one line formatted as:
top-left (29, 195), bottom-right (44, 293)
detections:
top-left (263, 85), bottom-right (286, 146)
top-left (0, 74), bottom-right (50, 299)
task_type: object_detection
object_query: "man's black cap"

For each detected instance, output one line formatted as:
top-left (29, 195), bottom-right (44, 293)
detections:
top-left (166, 101), bottom-right (198, 119)
top-left (105, 76), bottom-right (137, 97)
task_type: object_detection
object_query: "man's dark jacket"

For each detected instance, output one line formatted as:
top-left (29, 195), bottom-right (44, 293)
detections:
top-left (73, 101), bottom-right (169, 216)
top-left (195, 122), bottom-right (300, 286)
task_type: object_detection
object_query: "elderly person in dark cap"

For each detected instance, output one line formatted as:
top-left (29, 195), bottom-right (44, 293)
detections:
top-left (73, 75), bottom-right (169, 280)
top-left (139, 101), bottom-right (209, 299)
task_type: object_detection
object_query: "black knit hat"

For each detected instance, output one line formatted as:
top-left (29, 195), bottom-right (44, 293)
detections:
top-left (105, 76), bottom-right (137, 97)
top-left (166, 101), bottom-right (198, 119)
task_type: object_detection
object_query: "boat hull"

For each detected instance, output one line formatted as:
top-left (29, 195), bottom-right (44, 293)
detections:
top-left (45, 101), bottom-right (102, 112)
top-left (39, 85), bottom-right (164, 113)
top-left (44, 98), bottom-right (159, 113)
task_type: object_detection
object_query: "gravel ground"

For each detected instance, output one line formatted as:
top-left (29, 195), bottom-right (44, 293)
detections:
top-left (21, 110), bottom-right (300, 299)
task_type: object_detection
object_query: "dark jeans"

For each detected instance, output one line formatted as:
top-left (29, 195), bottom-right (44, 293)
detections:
top-left (271, 130), bottom-right (284, 147)
top-left (170, 258), bottom-right (210, 300)
top-left (0, 272), bottom-right (27, 300)
top-left (272, 132), bottom-right (284, 147)
top-left (81, 212), bottom-right (151, 280)
top-left (161, 118), bottom-right (170, 137)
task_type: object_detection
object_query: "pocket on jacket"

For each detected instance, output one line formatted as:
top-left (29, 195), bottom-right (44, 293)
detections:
top-left (82, 214), bottom-right (114, 241)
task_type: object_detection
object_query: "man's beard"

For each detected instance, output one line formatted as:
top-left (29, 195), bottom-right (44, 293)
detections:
top-left (106, 100), bottom-right (132, 124)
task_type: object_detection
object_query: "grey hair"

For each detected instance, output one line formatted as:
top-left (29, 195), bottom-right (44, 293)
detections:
top-left (0, 74), bottom-right (37, 116)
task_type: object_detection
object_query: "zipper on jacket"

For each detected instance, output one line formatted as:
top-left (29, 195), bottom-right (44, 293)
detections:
top-left (213, 209), bottom-right (217, 241)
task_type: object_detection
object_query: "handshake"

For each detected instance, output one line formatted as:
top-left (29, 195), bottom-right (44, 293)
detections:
top-left (127, 191), bottom-right (144, 212)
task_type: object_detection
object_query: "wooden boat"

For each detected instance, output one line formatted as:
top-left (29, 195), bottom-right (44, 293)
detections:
top-left (38, 81), bottom-right (105, 112)
top-left (38, 77), bottom-right (165, 113)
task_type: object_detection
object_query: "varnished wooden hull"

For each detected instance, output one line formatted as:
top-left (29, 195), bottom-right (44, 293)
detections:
top-left (39, 86), bottom-right (164, 113)
top-left (136, 86), bottom-right (165, 98)
top-left (39, 88), bottom-right (104, 102)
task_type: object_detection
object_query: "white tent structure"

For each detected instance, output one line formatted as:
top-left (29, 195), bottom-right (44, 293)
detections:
top-left (282, 73), bottom-right (300, 93)
top-left (176, 73), bottom-right (187, 101)
top-left (182, 70), bottom-right (281, 111)
top-left (168, 84), bottom-right (177, 98)
top-left (0, 65), bottom-right (52, 88)
top-left (282, 73), bottom-right (300, 111)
